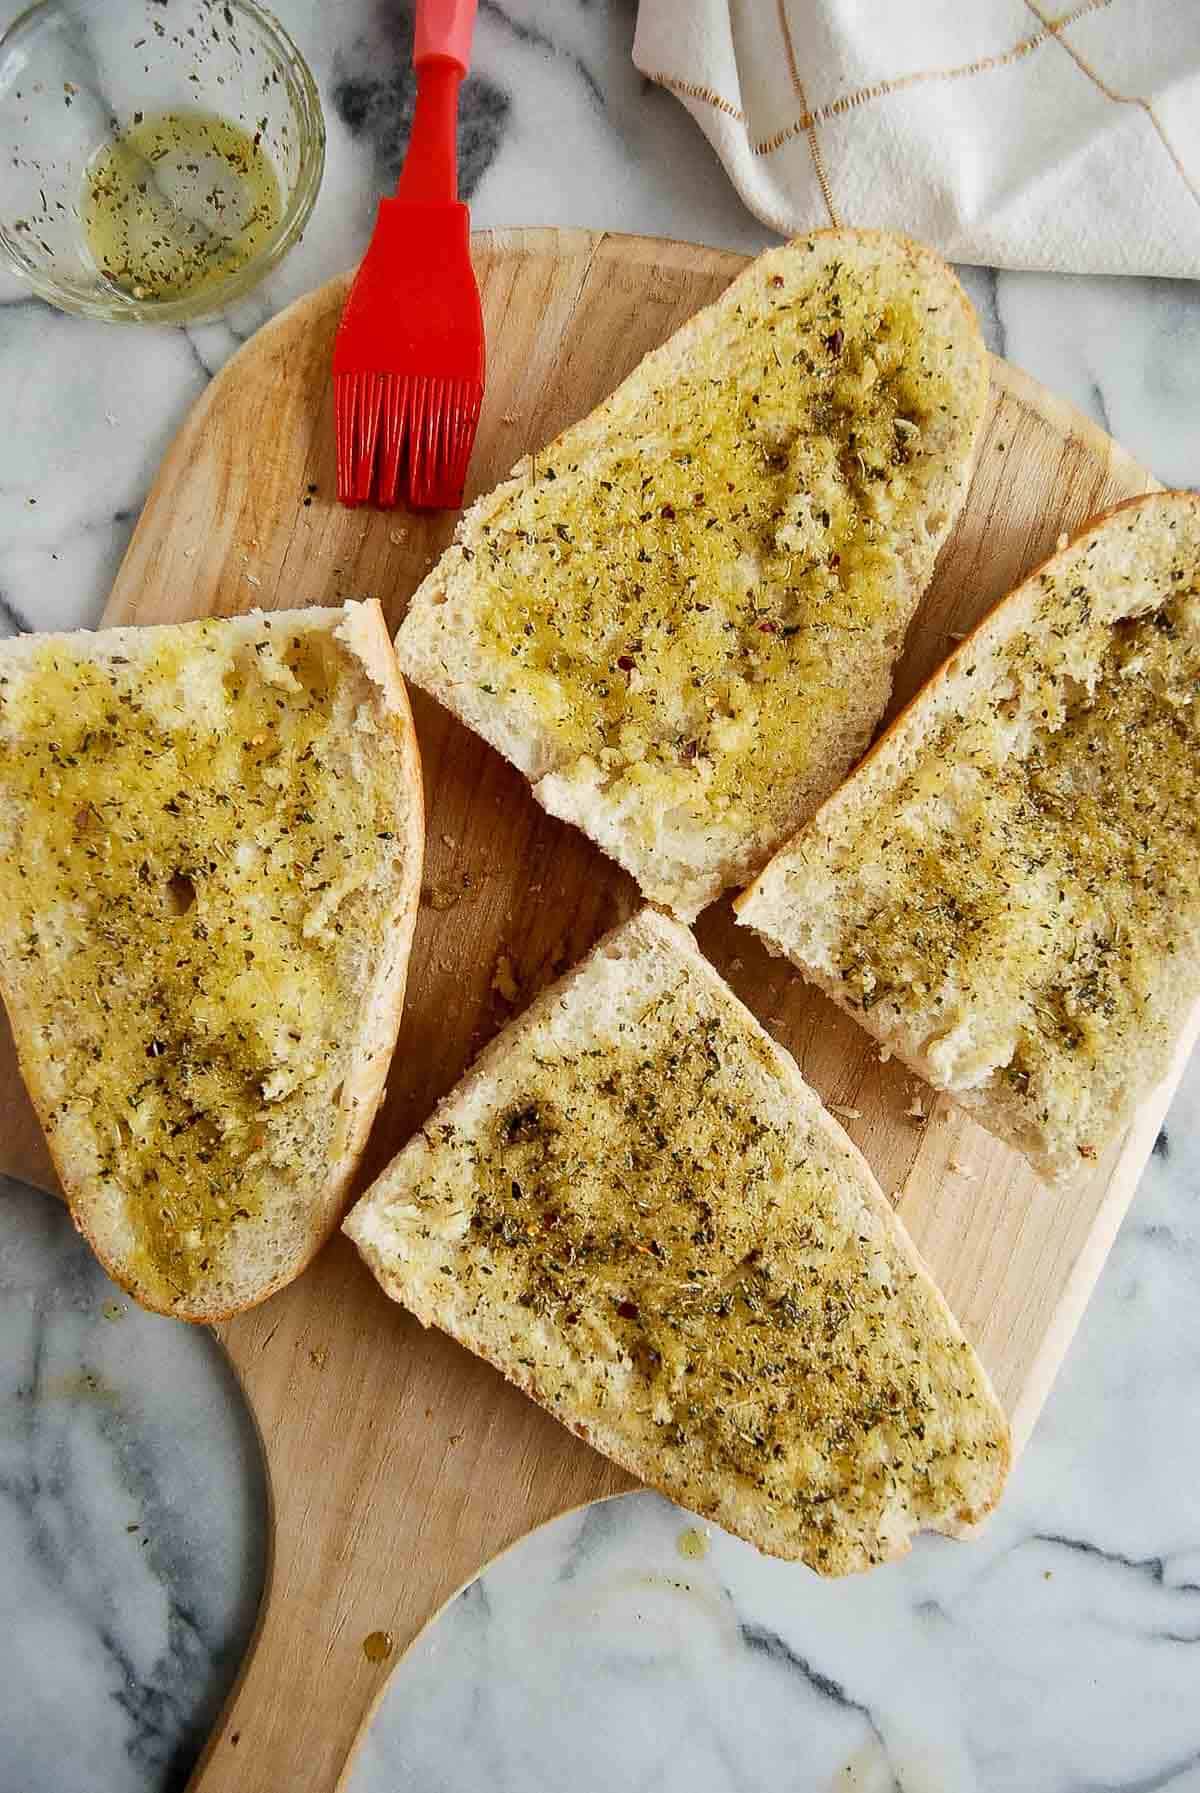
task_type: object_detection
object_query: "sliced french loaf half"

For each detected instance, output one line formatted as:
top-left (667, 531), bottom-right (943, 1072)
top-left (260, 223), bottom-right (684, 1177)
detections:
top-left (396, 231), bottom-right (988, 921)
top-left (737, 492), bottom-right (1200, 1185)
top-left (0, 601), bottom-right (423, 1320)
top-left (345, 908), bottom-right (1010, 1572)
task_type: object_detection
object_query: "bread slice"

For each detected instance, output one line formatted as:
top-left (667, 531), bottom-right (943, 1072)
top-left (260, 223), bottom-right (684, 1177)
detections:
top-left (737, 492), bottom-right (1200, 1185)
top-left (0, 601), bottom-right (423, 1320)
top-left (396, 231), bottom-right (988, 921)
top-left (344, 908), bottom-right (1009, 1572)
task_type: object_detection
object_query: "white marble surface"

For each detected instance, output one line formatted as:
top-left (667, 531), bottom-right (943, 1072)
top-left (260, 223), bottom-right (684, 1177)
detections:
top-left (0, 1180), bottom-right (266, 1793)
top-left (0, 3), bottom-right (1198, 1790)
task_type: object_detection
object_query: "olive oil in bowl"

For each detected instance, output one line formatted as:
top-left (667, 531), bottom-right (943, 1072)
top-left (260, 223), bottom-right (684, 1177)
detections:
top-left (82, 108), bottom-right (282, 306)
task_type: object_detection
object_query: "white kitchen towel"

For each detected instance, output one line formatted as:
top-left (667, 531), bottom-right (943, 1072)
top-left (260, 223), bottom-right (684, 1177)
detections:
top-left (633, 0), bottom-right (1200, 277)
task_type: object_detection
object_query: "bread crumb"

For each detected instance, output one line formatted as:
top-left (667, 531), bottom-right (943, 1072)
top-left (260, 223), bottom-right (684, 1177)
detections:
top-left (492, 952), bottom-right (521, 1005)
top-left (948, 1160), bottom-right (975, 1179)
top-left (877, 1046), bottom-right (892, 1064)
top-left (729, 957), bottom-right (744, 972)
top-left (422, 873), bottom-right (471, 911)
top-left (1056, 531), bottom-right (1069, 551)
top-left (905, 1093), bottom-right (926, 1123)
top-left (244, 572), bottom-right (262, 588)
top-left (948, 630), bottom-right (966, 642)
top-left (830, 1104), bottom-right (863, 1120)
top-left (389, 527), bottom-right (407, 545)
top-left (500, 412), bottom-right (520, 425)
top-left (440, 833), bottom-right (457, 849)
top-left (308, 1347), bottom-right (327, 1369)
top-left (362, 1630), bottom-right (393, 1663)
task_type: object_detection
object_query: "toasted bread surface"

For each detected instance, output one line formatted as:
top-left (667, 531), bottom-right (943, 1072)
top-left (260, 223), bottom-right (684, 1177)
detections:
top-left (0, 601), bottom-right (423, 1319)
top-left (345, 909), bottom-right (1009, 1571)
top-left (737, 492), bottom-right (1200, 1184)
top-left (397, 231), bottom-right (988, 920)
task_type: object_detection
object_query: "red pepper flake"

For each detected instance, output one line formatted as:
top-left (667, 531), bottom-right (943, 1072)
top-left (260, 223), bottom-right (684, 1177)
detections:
top-left (680, 739), bottom-right (699, 762)
top-left (693, 491), bottom-right (705, 505)
top-left (1078, 1143), bottom-right (1097, 1160)
top-left (826, 328), bottom-right (844, 355)
top-left (769, 273), bottom-right (784, 288)
top-left (829, 552), bottom-right (841, 568)
top-left (757, 619), bottom-right (778, 634)
top-left (617, 1299), bottom-right (640, 1321)
top-left (617, 654), bottom-right (637, 672)
top-left (660, 503), bottom-right (675, 520)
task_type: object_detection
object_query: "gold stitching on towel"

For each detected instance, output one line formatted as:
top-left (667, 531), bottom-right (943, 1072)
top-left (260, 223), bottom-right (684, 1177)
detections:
top-left (775, 0), bottom-right (840, 225)
top-left (646, 72), bottom-right (746, 124)
top-left (752, 7), bottom-right (1108, 155)
top-left (644, 0), bottom-right (1198, 216)
top-left (1026, 0), bottom-right (1200, 212)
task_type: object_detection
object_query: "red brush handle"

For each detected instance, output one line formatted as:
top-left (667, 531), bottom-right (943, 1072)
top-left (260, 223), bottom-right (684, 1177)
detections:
top-left (396, 0), bottom-right (478, 204)
top-left (414, 0), bottom-right (476, 72)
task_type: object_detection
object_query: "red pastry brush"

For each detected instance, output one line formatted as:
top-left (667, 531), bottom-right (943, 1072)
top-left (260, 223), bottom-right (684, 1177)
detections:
top-left (333, 0), bottom-right (484, 511)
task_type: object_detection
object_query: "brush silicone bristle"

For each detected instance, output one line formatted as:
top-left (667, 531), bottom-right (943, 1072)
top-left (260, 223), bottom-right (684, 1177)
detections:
top-left (335, 371), bottom-right (483, 511)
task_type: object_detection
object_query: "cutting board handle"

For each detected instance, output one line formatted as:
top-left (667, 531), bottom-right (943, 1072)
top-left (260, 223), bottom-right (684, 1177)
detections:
top-left (182, 1240), bottom-right (631, 1793)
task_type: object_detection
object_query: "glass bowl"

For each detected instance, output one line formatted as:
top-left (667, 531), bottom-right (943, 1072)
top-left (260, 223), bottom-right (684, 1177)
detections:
top-left (0, 0), bottom-right (324, 322)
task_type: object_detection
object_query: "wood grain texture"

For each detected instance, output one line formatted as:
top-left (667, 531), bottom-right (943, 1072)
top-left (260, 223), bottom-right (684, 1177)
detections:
top-left (0, 229), bottom-right (1192, 1793)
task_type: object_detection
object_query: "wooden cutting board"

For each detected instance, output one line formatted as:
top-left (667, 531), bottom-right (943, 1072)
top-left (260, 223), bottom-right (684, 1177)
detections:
top-left (2, 228), bottom-right (1195, 1793)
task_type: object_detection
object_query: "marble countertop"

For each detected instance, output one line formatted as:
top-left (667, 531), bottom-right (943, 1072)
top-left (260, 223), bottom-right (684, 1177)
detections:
top-left (1, 4), bottom-right (1198, 1790)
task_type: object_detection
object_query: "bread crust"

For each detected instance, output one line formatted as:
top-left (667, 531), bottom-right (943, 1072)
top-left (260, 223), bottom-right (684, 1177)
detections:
top-left (0, 602), bottom-right (424, 1322)
top-left (737, 491), bottom-right (1200, 1184)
